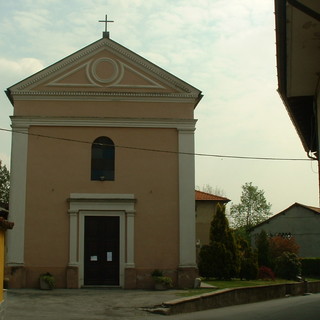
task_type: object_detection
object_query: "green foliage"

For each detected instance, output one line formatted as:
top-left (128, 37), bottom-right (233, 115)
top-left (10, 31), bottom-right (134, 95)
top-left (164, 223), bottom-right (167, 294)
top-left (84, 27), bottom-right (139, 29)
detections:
top-left (206, 204), bottom-right (239, 279)
top-left (237, 237), bottom-right (258, 280)
top-left (255, 230), bottom-right (272, 268)
top-left (0, 162), bottom-right (10, 209)
top-left (233, 226), bottom-right (251, 244)
top-left (151, 269), bottom-right (173, 287)
top-left (151, 269), bottom-right (163, 277)
top-left (300, 258), bottom-right (320, 277)
top-left (210, 241), bottom-right (236, 280)
top-left (230, 182), bottom-right (272, 230)
top-left (198, 245), bottom-right (215, 278)
top-left (40, 272), bottom-right (55, 289)
top-left (275, 252), bottom-right (301, 280)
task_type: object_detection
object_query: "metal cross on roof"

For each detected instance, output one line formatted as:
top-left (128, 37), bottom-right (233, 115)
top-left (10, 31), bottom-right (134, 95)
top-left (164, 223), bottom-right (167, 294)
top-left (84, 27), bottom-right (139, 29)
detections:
top-left (99, 15), bottom-right (114, 38)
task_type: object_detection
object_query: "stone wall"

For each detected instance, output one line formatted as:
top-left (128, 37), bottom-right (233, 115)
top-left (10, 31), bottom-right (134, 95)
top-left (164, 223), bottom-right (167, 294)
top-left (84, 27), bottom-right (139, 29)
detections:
top-left (163, 281), bottom-right (320, 315)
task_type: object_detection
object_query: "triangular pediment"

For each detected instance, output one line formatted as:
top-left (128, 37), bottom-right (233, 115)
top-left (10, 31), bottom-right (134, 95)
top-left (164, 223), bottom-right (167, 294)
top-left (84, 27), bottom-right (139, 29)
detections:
top-left (7, 38), bottom-right (202, 103)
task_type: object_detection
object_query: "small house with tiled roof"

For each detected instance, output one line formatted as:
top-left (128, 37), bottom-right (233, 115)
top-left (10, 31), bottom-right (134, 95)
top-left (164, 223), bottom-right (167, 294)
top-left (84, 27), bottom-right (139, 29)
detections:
top-left (250, 203), bottom-right (320, 257)
top-left (195, 190), bottom-right (230, 247)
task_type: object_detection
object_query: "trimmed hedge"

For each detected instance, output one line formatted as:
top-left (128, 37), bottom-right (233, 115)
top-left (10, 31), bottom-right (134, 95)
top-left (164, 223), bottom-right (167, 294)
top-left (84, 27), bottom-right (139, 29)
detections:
top-left (300, 258), bottom-right (320, 277)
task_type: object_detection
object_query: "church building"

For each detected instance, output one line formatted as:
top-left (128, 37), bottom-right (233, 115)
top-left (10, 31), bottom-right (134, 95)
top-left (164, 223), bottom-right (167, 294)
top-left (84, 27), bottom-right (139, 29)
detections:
top-left (5, 29), bottom-right (202, 289)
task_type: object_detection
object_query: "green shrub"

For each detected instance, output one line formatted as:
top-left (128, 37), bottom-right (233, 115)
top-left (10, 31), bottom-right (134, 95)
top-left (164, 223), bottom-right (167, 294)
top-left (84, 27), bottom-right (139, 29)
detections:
top-left (237, 236), bottom-right (258, 280)
top-left (275, 252), bottom-right (301, 280)
top-left (300, 258), bottom-right (320, 277)
top-left (239, 256), bottom-right (258, 280)
top-left (255, 230), bottom-right (272, 268)
top-left (211, 241), bottom-right (236, 280)
top-left (198, 245), bottom-right (215, 278)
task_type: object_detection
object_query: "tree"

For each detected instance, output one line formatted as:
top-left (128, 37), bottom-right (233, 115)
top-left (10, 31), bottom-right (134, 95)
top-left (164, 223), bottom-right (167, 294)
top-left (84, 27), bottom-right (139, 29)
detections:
top-left (269, 236), bottom-right (299, 261)
top-left (255, 230), bottom-right (272, 268)
top-left (0, 161), bottom-right (10, 209)
top-left (237, 235), bottom-right (258, 280)
top-left (199, 184), bottom-right (226, 197)
top-left (229, 182), bottom-right (271, 230)
top-left (199, 204), bottom-right (239, 279)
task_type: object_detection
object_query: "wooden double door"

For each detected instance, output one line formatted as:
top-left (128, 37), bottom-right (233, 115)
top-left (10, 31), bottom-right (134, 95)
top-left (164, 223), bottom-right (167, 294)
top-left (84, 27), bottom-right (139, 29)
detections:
top-left (84, 216), bottom-right (120, 285)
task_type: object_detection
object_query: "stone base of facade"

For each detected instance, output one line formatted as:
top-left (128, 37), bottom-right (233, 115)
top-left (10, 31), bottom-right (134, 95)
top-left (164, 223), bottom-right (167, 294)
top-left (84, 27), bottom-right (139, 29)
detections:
top-left (177, 266), bottom-right (199, 289)
top-left (6, 265), bottom-right (198, 289)
top-left (5, 266), bottom-right (26, 289)
top-left (66, 266), bottom-right (79, 289)
top-left (124, 267), bottom-right (137, 289)
top-left (6, 266), bottom-right (68, 289)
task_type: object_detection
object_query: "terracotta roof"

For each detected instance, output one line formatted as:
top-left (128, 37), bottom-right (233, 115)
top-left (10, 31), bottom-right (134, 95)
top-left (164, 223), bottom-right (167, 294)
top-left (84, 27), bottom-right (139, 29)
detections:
top-left (195, 190), bottom-right (230, 202)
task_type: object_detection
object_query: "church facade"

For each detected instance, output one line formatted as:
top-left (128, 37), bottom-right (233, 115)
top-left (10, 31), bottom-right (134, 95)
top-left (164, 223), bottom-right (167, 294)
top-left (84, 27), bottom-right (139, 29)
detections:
top-left (5, 35), bottom-right (202, 288)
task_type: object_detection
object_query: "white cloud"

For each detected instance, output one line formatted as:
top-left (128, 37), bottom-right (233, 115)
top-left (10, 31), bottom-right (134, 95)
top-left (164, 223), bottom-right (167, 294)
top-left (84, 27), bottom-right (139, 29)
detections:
top-left (0, 0), bottom-right (318, 213)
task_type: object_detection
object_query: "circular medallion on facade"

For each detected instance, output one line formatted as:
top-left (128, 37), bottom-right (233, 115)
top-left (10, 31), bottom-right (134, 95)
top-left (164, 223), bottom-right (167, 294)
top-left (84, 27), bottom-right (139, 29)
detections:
top-left (90, 58), bottom-right (119, 84)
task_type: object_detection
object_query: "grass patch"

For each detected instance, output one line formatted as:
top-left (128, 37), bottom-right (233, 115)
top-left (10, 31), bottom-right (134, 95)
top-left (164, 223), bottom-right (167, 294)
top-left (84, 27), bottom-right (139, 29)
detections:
top-left (205, 279), bottom-right (295, 290)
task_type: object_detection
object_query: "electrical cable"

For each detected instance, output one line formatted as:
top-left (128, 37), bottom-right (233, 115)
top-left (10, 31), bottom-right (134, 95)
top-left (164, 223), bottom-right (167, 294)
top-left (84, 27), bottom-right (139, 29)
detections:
top-left (0, 127), bottom-right (316, 162)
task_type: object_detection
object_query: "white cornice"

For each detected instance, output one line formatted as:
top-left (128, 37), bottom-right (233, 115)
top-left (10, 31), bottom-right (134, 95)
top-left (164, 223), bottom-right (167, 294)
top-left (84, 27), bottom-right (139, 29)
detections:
top-left (9, 90), bottom-right (199, 103)
top-left (11, 116), bottom-right (197, 130)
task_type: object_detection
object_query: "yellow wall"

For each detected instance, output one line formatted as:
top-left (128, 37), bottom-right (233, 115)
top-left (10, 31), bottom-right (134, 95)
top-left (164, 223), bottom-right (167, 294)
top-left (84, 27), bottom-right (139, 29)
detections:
top-left (196, 201), bottom-right (218, 246)
top-left (0, 231), bottom-right (4, 301)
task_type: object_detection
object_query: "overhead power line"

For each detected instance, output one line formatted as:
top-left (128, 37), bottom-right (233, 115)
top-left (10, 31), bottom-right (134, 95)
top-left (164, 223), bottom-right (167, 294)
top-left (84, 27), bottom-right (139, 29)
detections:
top-left (0, 127), bottom-right (316, 162)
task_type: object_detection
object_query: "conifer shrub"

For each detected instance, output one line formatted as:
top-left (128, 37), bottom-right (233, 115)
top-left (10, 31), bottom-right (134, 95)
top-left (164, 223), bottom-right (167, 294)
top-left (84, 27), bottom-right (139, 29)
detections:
top-left (198, 204), bottom-right (239, 279)
top-left (209, 204), bottom-right (239, 279)
top-left (198, 245), bottom-right (215, 278)
top-left (239, 255), bottom-right (259, 280)
top-left (211, 241), bottom-right (235, 280)
top-left (275, 252), bottom-right (301, 280)
top-left (255, 230), bottom-right (272, 268)
top-left (237, 236), bottom-right (258, 280)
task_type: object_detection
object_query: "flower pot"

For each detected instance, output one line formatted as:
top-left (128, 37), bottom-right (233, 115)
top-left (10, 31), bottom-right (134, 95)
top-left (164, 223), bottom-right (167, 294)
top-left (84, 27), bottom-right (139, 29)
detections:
top-left (39, 277), bottom-right (52, 290)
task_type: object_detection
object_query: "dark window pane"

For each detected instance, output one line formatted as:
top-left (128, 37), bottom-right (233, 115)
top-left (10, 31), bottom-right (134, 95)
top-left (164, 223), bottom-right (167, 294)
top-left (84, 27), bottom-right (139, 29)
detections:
top-left (91, 136), bottom-right (115, 181)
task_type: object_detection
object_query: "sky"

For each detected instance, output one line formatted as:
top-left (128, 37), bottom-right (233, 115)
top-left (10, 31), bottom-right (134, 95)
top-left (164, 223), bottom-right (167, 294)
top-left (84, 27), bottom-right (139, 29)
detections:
top-left (0, 0), bottom-right (318, 214)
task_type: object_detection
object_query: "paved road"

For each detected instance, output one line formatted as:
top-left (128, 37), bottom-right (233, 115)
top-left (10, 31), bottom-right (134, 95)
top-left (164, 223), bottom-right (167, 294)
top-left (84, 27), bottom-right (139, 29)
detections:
top-left (6, 289), bottom-right (320, 320)
top-left (5, 288), bottom-right (181, 319)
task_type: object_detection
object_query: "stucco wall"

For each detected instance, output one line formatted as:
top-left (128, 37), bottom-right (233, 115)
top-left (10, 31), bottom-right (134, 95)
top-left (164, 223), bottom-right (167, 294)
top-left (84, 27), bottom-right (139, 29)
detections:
top-left (23, 125), bottom-right (180, 286)
top-left (195, 201), bottom-right (217, 246)
top-left (251, 206), bottom-right (320, 257)
top-left (13, 100), bottom-right (195, 119)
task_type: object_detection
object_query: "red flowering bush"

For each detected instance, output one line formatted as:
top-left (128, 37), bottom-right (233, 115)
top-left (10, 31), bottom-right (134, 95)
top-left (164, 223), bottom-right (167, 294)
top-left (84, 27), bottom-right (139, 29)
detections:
top-left (258, 266), bottom-right (275, 280)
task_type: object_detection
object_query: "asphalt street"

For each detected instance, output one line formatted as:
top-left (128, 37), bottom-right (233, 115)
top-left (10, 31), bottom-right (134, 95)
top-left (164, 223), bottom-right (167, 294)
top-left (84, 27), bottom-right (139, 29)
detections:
top-left (5, 289), bottom-right (320, 320)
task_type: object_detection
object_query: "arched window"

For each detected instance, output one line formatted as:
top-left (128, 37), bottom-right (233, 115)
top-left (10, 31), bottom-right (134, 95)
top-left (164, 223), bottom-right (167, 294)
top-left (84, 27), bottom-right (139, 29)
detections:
top-left (91, 136), bottom-right (115, 181)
